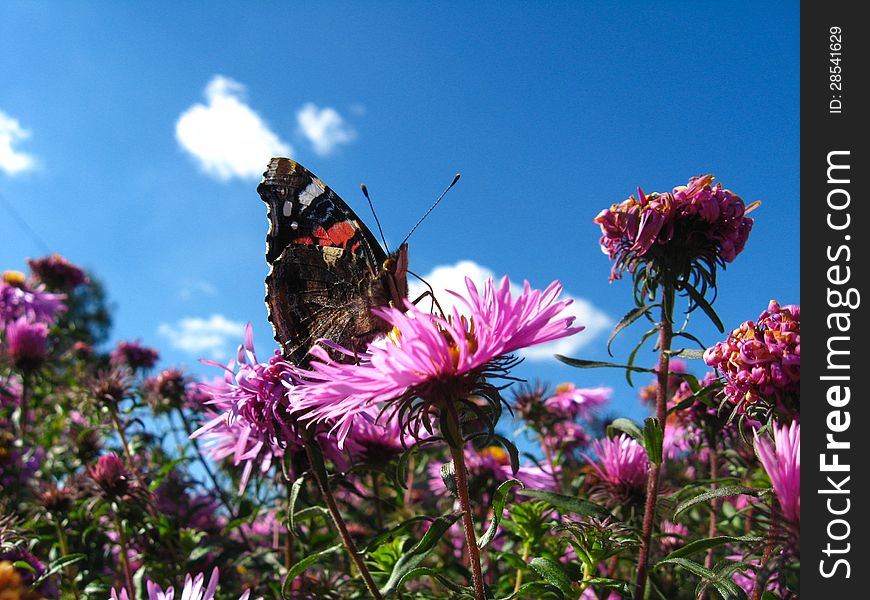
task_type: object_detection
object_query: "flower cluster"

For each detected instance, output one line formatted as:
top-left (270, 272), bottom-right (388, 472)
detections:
top-left (703, 300), bottom-right (800, 415)
top-left (594, 174), bottom-right (755, 284)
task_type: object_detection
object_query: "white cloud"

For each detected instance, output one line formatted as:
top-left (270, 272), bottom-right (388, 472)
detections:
top-left (175, 75), bottom-right (292, 181)
top-left (157, 314), bottom-right (246, 358)
top-left (408, 260), bottom-right (612, 362)
top-left (177, 279), bottom-right (218, 301)
top-left (296, 102), bottom-right (356, 156)
top-left (0, 109), bottom-right (36, 176)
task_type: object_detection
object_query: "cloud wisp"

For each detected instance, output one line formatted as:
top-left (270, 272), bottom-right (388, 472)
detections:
top-left (176, 76), bottom-right (292, 181)
top-left (408, 260), bottom-right (611, 361)
top-left (296, 102), bottom-right (357, 156)
top-left (0, 109), bottom-right (36, 176)
top-left (158, 314), bottom-right (246, 359)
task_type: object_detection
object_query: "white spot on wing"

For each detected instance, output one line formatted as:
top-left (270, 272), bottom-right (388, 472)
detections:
top-left (282, 200), bottom-right (293, 217)
top-left (298, 180), bottom-right (326, 209)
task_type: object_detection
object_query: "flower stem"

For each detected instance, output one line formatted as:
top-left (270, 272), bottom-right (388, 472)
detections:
top-left (19, 373), bottom-right (30, 441)
top-left (114, 513), bottom-right (136, 597)
top-left (512, 543), bottom-right (530, 595)
top-left (446, 402), bottom-right (486, 600)
top-left (303, 441), bottom-right (384, 600)
top-left (634, 289), bottom-right (675, 600)
top-left (55, 521), bottom-right (81, 600)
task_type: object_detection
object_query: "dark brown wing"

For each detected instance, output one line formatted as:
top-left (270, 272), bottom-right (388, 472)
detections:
top-left (266, 245), bottom-right (394, 364)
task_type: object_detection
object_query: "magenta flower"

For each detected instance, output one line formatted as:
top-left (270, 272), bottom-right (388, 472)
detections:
top-left (704, 300), bottom-right (800, 415)
top-left (544, 384), bottom-right (611, 419)
top-left (289, 277), bottom-right (583, 447)
top-left (755, 421), bottom-right (800, 527)
top-left (3, 317), bottom-right (49, 372)
top-left (343, 406), bottom-right (417, 466)
top-left (542, 420), bottom-right (591, 454)
top-left (594, 174), bottom-right (755, 282)
top-left (27, 253), bottom-right (89, 291)
top-left (0, 272), bottom-right (66, 329)
top-left (583, 434), bottom-right (648, 504)
top-left (142, 567), bottom-right (258, 600)
top-left (88, 452), bottom-right (131, 499)
top-left (110, 340), bottom-right (160, 371)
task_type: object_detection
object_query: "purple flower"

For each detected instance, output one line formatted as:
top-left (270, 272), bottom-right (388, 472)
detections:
top-left (704, 300), bottom-right (800, 415)
top-left (110, 340), bottom-right (160, 371)
top-left (543, 384), bottom-right (611, 419)
top-left (755, 421), bottom-right (799, 527)
top-left (289, 277), bottom-right (583, 447)
top-left (27, 253), bottom-right (89, 291)
top-left (0, 271), bottom-right (66, 329)
top-left (192, 326), bottom-right (302, 492)
top-left (594, 175), bottom-right (756, 282)
top-left (0, 546), bottom-right (58, 598)
top-left (3, 317), bottom-right (49, 372)
top-left (143, 567), bottom-right (258, 600)
top-left (583, 434), bottom-right (648, 504)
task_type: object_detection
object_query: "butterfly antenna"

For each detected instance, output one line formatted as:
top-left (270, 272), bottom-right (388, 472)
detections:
top-left (361, 183), bottom-right (390, 252)
top-left (401, 172), bottom-right (461, 246)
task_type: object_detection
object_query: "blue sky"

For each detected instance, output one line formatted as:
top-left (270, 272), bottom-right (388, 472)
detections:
top-left (1, 2), bottom-right (799, 425)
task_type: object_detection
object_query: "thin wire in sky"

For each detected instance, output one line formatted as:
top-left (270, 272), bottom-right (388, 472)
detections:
top-left (0, 191), bottom-right (52, 254)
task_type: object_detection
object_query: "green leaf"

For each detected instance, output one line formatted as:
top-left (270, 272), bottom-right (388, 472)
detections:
top-left (281, 543), bottom-right (343, 599)
top-left (380, 511), bottom-right (464, 596)
top-left (658, 535), bottom-right (764, 562)
top-left (516, 489), bottom-right (609, 517)
top-left (555, 356), bottom-right (656, 374)
top-left (359, 515), bottom-right (433, 553)
top-left (529, 557), bottom-right (574, 596)
top-left (667, 348), bottom-right (707, 360)
top-left (680, 283), bottom-right (725, 333)
top-left (626, 327), bottom-right (659, 386)
top-left (287, 473), bottom-right (308, 535)
top-left (673, 486), bottom-right (769, 520)
top-left (607, 418), bottom-right (643, 443)
top-left (583, 577), bottom-right (633, 598)
top-left (397, 566), bottom-right (465, 594)
top-left (497, 581), bottom-right (564, 600)
top-left (643, 417), bottom-right (663, 465)
top-left (607, 304), bottom-right (659, 356)
top-left (479, 479), bottom-right (523, 549)
top-left (659, 557), bottom-right (746, 599)
top-left (492, 434), bottom-right (521, 475)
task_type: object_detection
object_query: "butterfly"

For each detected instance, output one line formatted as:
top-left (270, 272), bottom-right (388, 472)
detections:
top-left (258, 158), bottom-right (409, 364)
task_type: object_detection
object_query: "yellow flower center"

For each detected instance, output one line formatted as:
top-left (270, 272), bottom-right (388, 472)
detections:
top-left (479, 446), bottom-right (510, 465)
top-left (2, 271), bottom-right (26, 286)
top-left (0, 561), bottom-right (24, 599)
top-left (554, 382), bottom-right (574, 394)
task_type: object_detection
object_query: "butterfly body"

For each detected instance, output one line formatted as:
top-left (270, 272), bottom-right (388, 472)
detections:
top-left (258, 158), bottom-right (408, 364)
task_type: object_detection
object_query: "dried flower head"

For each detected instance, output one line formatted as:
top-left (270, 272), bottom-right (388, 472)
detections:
top-left (27, 254), bottom-right (89, 291)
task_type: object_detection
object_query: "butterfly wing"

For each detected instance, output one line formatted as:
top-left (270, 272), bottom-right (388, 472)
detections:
top-left (258, 158), bottom-right (395, 363)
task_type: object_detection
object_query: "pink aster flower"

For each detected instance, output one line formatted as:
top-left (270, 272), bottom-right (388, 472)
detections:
top-left (755, 421), bottom-right (800, 527)
top-left (0, 272), bottom-right (66, 329)
top-left (3, 317), bottom-right (49, 372)
top-left (142, 567), bottom-right (258, 600)
top-left (88, 453), bottom-right (132, 499)
top-left (27, 253), bottom-right (89, 291)
top-left (583, 434), bottom-right (648, 505)
top-left (543, 384), bottom-right (611, 419)
top-left (704, 300), bottom-right (800, 416)
top-left (110, 340), bottom-right (160, 371)
top-left (289, 277), bottom-right (583, 447)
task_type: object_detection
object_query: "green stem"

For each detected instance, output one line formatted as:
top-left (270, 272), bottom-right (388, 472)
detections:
top-left (303, 441), bottom-right (384, 600)
top-left (114, 513), bottom-right (136, 597)
top-left (446, 402), bottom-right (486, 600)
top-left (512, 543), bottom-right (530, 595)
top-left (55, 521), bottom-right (81, 600)
top-left (19, 373), bottom-right (30, 441)
top-left (634, 288), bottom-right (675, 600)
